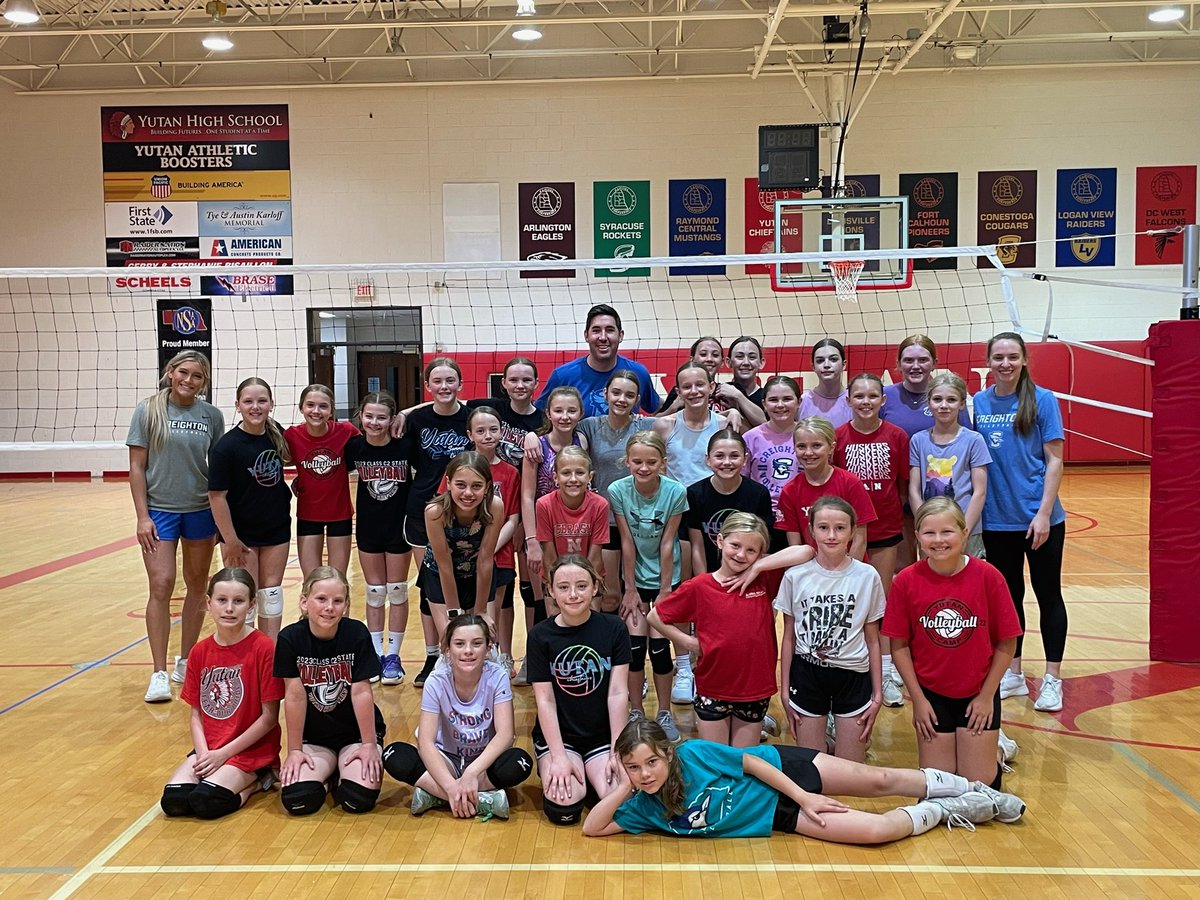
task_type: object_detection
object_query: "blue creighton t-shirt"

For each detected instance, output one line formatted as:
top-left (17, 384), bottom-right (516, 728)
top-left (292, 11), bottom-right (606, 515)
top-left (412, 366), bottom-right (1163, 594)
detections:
top-left (613, 741), bottom-right (782, 838)
top-left (536, 354), bottom-right (659, 417)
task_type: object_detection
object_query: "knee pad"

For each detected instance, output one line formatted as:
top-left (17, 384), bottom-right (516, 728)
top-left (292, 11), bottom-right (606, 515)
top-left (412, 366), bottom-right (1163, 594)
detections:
top-left (366, 584), bottom-right (386, 609)
top-left (161, 783), bottom-right (196, 817)
top-left (628, 635), bottom-right (648, 673)
top-left (649, 638), bottom-right (674, 676)
top-left (486, 747), bottom-right (534, 789)
top-left (257, 585), bottom-right (284, 618)
top-left (382, 741), bottom-right (425, 785)
top-left (335, 780), bottom-right (380, 814)
top-left (542, 797), bottom-right (584, 826)
top-left (281, 780), bottom-right (327, 816)
top-left (189, 781), bottom-right (242, 820)
top-left (519, 580), bottom-right (536, 607)
top-left (387, 582), bottom-right (408, 606)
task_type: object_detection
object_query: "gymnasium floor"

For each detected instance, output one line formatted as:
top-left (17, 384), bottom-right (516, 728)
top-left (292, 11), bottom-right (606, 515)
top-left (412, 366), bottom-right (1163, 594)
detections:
top-left (3, 467), bottom-right (1199, 899)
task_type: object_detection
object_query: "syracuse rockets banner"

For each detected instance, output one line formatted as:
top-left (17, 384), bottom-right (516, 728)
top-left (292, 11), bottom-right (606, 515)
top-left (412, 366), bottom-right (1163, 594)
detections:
top-left (1056, 167), bottom-right (1117, 267)
top-left (900, 172), bottom-right (959, 271)
top-left (519, 182), bottom-right (576, 278)
top-left (1135, 166), bottom-right (1197, 265)
top-left (593, 180), bottom-right (650, 277)
top-left (977, 171), bottom-right (1037, 269)
top-left (669, 179), bottom-right (726, 276)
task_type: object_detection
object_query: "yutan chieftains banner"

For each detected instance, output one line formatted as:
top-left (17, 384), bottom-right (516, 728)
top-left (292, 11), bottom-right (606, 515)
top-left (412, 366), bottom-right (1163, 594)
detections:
top-left (593, 180), bottom-right (650, 277)
top-left (669, 179), bottom-right (726, 275)
top-left (157, 298), bottom-right (212, 382)
top-left (1135, 165), bottom-right (1197, 265)
top-left (900, 172), bottom-right (959, 270)
top-left (519, 182), bottom-right (576, 278)
top-left (977, 171), bottom-right (1037, 269)
top-left (1056, 167), bottom-right (1116, 267)
top-left (743, 179), bottom-right (806, 275)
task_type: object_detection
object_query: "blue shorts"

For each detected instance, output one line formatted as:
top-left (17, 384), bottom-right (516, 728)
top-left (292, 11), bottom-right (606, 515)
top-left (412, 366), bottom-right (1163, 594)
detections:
top-left (150, 508), bottom-right (218, 542)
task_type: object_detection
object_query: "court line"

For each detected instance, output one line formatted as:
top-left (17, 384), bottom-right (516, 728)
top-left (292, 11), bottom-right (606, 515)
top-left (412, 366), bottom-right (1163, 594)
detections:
top-left (48, 804), bottom-right (160, 900)
top-left (0, 536), bottom-right (137, 591)
top-left (0, 867), bottom-right (75, 874)
top-left (1004, 720), bottom-right (1200, 754)
top-left (1114, 744), bottom-right (1200, 817)
top-left (0, 635), bottom-right (151, 717)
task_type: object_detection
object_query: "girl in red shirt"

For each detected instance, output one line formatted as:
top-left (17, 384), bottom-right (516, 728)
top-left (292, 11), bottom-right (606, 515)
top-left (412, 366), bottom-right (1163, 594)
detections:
top-left (882, 497), bottom-right (1023, 789)
top-left (536, 446), bottom-right (609, 585)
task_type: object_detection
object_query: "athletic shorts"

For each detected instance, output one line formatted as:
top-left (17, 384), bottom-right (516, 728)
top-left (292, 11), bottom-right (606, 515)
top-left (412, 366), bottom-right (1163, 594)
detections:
top-left (149, 508), bottom-right (218, 542)
top-left (418, 567), bottom-right (496, 615)
top-left (356, 527), bottom-right (411, 556)
top-left (233, 522), bottom-right (291, 549)
top-left (296, 518), bottom-right (352, 538)
top-left (306, 729), bottom-right (387, 755)
top-left (532, 736), bottom-right (611, 764)
top-left (495, 568), bottom-right (516, 610)
top-left (867, 533), bottom-right (904, 550)
top-left (787, 656), bottom-right (873, 718)
top-left (693, 694), bottom-right (771, 724)
top-left (604, 525), bottom-right (622, 552)
top-left (919, 684), bottom-right (1001, 734)
top-left (770, 745), bottom-right (824, 833)
top-left (403, 514), bottom-right (429, 550)
top-left (635, 585), bottom-right (679, 605)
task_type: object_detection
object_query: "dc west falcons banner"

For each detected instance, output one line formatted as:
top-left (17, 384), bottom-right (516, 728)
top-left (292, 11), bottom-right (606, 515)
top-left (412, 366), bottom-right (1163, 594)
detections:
top-left (1056, 167), bottom-right (1116, 267)
top-left (157, 298), bottom-right (213, 382)
top-left (1135, 166), bottom-right (1197, 265)
top-left (900, 172), bottom-right (959, 271)
top-left (519, 182), bottom-right (576, 278)
top-left (669, 179), bottom-right (726, 276)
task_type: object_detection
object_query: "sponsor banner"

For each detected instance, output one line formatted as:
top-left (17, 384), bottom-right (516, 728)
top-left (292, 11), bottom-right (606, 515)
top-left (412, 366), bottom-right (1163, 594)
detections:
top-left (123, 258), bottom-right (288, 267)
top-left (817, 175), bottom-right (884, 274)
top-left (900, 172), bottom-right (959, 270)
top-left (1135, 165), bottom-right (1197, 265)
top-left (976, 171), bottom-right (1037, 269)
top-left (519, 182), bottom-right (576, 278)
top-left (593, 180), bottom-right (650, 277)
top-left (199, 200), bottom-right (292, 237)
top-left (106, 236), bottom-right (200, 265)
top-left (113, 273), bottom-right (200, 293)
top-left (669, 179), bottom-right (726, 275)
top-left (1056, 167), bottom-right (1117, 267)
top-left (102, 139), bottom-right (290, 173)
top-left (201, 236), bottom-right (293, 260)
top-left (201, 272), bottom-right (294, 296)
top-left (157, 298), bottom-right (213, 385)
top-left (743, 179), bottom-right (806, 275)
top-left (103, 170), bottom-right (291, 202)
top-left (102, 105), bottom-right (289, 143)
top-left (104, 201), bottom-right (198, 238)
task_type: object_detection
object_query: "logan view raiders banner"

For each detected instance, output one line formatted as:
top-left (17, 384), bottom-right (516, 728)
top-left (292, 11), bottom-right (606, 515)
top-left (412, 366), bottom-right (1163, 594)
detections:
top-left (1135, 166), bottom-right (1197, 265)
top-left (157, 298), bottom-right (213, 383)
top-left (743, 179), bottom-right (806, 275)
top-left (593, 181), bottom-right (650, 277)
top-left (1056, 167), bottom-right (1116, 267)
top-left (977, 171), bottom-right (1037, 269)
top-left (669, 179), bottom-right (726, 276)
top-left (900, 172), bottom-right (959, 270)
top-left (519, 182), bottom-right (576, 278)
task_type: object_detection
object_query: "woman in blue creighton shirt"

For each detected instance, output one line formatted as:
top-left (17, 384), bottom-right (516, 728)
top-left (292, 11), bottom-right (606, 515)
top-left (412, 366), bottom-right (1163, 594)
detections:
top-left (583, 720), bottom-right (1026, 842)
top-left (973, 333), bottom-right (1068, 715)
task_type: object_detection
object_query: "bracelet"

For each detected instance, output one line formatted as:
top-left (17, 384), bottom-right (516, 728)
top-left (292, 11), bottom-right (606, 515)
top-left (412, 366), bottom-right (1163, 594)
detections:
top-left (525, 536), bottom-right (538, 543)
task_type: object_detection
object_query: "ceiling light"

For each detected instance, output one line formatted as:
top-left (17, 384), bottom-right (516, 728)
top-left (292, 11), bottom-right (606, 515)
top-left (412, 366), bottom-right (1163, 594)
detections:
top-left (202, 32), bottom-right (234, 50)
top-left (513, 26), bottom-right (542, 40)
top-left (1148, 6), bottom-right (1185, 21)
top-left (3, 0), bottom-right (40, 24)
top-left (516, 0), bottom-right (536, 16)
top-left (952, 44), bottom-right (978, 60)
top-left (318, 311), bottom-right (336, 319)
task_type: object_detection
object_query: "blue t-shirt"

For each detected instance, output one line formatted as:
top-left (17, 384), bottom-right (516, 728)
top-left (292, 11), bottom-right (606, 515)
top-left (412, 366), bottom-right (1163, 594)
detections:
top-left (608, 475), bottom-right (688, 590)
top-left (909, 427), bottom-right (992, 535)
top-left (613, 741), bottom-right (782, 838)
top-left (973, 385), bottom-right (1066, 531)
top-left (536, 354), bottom-right (659, 418)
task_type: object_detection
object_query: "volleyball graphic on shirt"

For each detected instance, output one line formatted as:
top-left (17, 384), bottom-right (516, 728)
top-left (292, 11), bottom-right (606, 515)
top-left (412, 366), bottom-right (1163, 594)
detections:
top-left (199, 663), bottom-right (244, 720)
top-left (918, 598), bottom-right (979, 648)
top-left (300, 447), bottom-right (338, 478)
top-left (247, 449), bottom-right (283, 487)
top-left (550, 644), bottom-right (609, 697)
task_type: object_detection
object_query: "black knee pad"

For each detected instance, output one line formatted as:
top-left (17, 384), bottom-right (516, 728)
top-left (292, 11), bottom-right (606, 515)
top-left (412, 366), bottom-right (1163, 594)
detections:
top-left (519, 580), bottom-right (536, 606)
top-left (486, 747), bottom-right (534, 789)
top-left (281, 780), bottom-right (328, 816)
top-left (989, 767), bottom-right (1003, 791)
top-left (629, 635), bottom-right (648, 673)
top-left (649, 637), bottom-right (674, 676)
top-left (189, 781), bottom-right (242, 820)
top-left (335, 780), bottom-right (381, 814)
top-left (382, 741), bottom-right (425, 785)
top-left (161, 783), bottom-right (196, 817)
top-left (542, 797), bottom-right (584, 826)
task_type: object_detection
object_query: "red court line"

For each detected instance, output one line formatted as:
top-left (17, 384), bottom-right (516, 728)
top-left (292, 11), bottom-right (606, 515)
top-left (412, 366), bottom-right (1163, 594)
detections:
top-left (1004, 720), bottom-right (1200, 754)
top-left (1065, 511), bottom-right (1099, 534)
top-left (1071, 532), bottom-right (1150, 539)
top-left (0, 536), bottom-right (138, 591)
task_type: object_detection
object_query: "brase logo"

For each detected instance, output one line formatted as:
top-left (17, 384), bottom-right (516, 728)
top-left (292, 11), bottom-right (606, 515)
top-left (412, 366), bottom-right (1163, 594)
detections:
top-left (115, 275), bottom-right (193, 289)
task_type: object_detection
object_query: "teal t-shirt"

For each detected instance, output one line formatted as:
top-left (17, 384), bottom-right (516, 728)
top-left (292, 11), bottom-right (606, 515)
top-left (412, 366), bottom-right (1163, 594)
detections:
top-left (613, 741), bottom-right (782, 838)
top-left (607, 475), bottom-right (688, 590)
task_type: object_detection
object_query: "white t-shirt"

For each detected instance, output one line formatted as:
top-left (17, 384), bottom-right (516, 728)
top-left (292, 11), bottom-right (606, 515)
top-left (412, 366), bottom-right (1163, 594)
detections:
top-left (773, 559), bottom-right (886, 673)
top-left (420, 660), bottom-right (512, 762)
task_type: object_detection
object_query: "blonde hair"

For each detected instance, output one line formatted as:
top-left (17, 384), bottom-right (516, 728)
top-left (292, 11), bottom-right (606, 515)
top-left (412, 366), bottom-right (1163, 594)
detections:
top-left (718, 512), bottom-right (770, 551)
top-left (140, 351), bottom-right (212, 455)
top-left (625, 430), bottom-right (667, 462)
top-left (300, 565), bottom-right (350, 597)
top-left (914, 496), bottom-right (967, 533)
top-left (236, 377), bottom-right (290, 463)
top-left (555, 445), bottom-right (593, 472)
top-left (793, 415), bottom-right (837, 449)
top-left (298, 383), bottom-right (335, 410)
top-left (926, 371), bottom-right (968, 405)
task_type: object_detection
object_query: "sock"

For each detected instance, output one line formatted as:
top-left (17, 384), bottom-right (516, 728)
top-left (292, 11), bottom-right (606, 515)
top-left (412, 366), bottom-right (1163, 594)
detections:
top-left (370, 631), bottom-right (384, 656)
top-left (424, 645), bottom-right (439, 661)
top-left (389, 631), bottom-right (405, 655)
top-left (922, 768), bottom-right (970, 799)
top-left (901, 801), bottom-right (943, 836)
top-left (675, 653), bottom-right (693, 675)
top-left (882, 654), bottom-right (894, 677)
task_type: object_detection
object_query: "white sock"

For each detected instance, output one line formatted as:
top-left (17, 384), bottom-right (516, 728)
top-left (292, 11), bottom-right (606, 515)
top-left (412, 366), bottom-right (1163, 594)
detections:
top-left (901, 801), bottom-right (944, 836)
top-left (370, 631), bottom-right (384, 656)
top-left (389, 631), bottom-right (405, 655)
top-left (882, 654), bottom-right (894, 677)
top-left (922, 768), bottom-right (970, 799)
top-left (675, 654), bottom-right (693, 675)
top-left (425, 644), bottom-right (439, 657)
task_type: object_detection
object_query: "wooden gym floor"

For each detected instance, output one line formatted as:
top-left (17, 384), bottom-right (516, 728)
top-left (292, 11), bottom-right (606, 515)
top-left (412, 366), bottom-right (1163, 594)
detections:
top-left (2, 467), bottom-right (1198, 899)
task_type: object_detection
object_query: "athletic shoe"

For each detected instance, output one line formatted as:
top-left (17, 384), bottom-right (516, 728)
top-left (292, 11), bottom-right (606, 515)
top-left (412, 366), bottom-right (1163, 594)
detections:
top-left (145, 670), bottom-right (172, 703)
top-left (498, 653), bottom-right (515, 679)
top-left (671, 669), bottom-right (695, 705)
top-left (476, 789), bottom-right (510, 821)
top-left (882, 679), bottom-right (905, 708)
top-left (656, 710), bottom-right (682, 743)
top-left (512, 657), bottom-right (530, 686)
top-left (642, 679), bottom-right (649, 701)
top-left (410, 786), bottom-right (446, 816)
top-left (929, 791), bottom-right (999, 831)
top-left (628, 708), bottom-right (646, 724)
top-left (998, 728), bottom-right (1019, 769)
top-left (170, 656), bottom-right (187, 685)
top-left (369, 655), bottom-right (381, 684)
top-left (891, 669), bottom-right (905, 686)
top-left (760, 713), bottom-right (780, 739)
top-left (1034, 673), bottom-right (1063, 712)
top-left (487, 645), bottom-right (501, 664)
top-left (969, 781), bottom-right (1026, 823)
top-left (381, 655), bottom-right (404, 685)
top-left (413, 655), bottom-right (438, 689)
top-left (1000, 670), bottom-right (1029, 699)
top-left (257, 767), bottom-right (278, 792)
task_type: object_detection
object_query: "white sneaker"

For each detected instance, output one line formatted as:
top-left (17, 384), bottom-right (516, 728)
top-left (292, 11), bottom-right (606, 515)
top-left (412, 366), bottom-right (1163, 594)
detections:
top-left (170, 656), bottom-right (187, 685)
top-left (476, 789), bottom-right (510, 821)
top-left (1034, 673), bottom-right (1063, 712)
top-left (929, 791), bottom-right (999, 831)
top-left (760, 713), bottom-right (780, 741)
top-left (969, 781), bottom-right (1026, 823)
top-left (671, 669), bottom-right (695, 705)
top-left (410, 786), bottom-right (446, 816)
top-left (511, 657), bottom-right (530, 686)
top-left (145, 670), bottom-right (172, 703)
top-left (882, 679), bottom-right (905, 708)
top-left (1000, 670), bottom-right (1029, 699)
top-left (998, 728), bottom-right (1019, 769)
top-left (891, 669), bottom-right (905, 686)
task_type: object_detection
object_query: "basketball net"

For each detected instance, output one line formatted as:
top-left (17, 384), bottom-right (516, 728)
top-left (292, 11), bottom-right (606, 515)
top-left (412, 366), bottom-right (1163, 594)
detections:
top-left (829, 259), bottom-right (865, 303)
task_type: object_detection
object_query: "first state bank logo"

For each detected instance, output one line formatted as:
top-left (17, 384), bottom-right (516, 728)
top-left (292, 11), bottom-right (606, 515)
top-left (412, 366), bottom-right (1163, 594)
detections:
top-left (162, 306), bottom-right (208, 335)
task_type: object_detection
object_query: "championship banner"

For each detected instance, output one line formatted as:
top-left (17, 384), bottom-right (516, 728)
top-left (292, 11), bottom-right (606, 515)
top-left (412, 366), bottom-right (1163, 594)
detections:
top-left (519, 182), bottom-right (576, 278)
top-left (900, 172), bottom-right (959, 270)
top-left (669, 179), bottom-right (726, 276)
top-left (157, 297), bottom-right (213, 378)
top-left (818, 175), bottom-right (882, 272)
top-left (743, 179), bottom-right (806, 275)
top-left (1056, 168), bottom-right (1117, 267)
top-left (977, 171), bottom-right (1037, 268)
top-left (1135, 165), bottom-right (1197, 265)
top-left (593, 181), bottom-right (650, 277)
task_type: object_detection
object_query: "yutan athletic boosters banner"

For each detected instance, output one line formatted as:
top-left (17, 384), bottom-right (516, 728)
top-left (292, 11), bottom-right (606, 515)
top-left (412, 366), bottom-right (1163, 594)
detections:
top-left (900, 172), bottom-right (959, 270)
top-left (1135, 165), bottom-right (1197, 265)
top-left (519, 182), bottom-right (576, 278)
top-left (1056, 167), bottom-right (1116, 267)
top-left (976, 171), bottom-right (1037, 269)
top-left (593, 181), bottom-right (650, 277)
top-left (669, 179), bottom-right (726, 276)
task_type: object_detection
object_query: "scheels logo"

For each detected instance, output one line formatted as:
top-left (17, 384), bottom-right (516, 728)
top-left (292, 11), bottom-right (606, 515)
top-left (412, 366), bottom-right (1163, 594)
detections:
top-left (115, 275), bottom-right (193, 289)
top-left (162, 306), bottom-right (208, 335)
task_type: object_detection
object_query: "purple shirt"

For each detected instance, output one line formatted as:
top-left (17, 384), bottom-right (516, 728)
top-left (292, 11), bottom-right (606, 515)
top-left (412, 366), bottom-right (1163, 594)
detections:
top-left (798, 390), bottom-right (853, 427)
top-left (881, 383), bottom-right (972, 436)
top-left (743, 424), bottom-right (799, 518)
top-left (420, 660), bottom-right (512, 762)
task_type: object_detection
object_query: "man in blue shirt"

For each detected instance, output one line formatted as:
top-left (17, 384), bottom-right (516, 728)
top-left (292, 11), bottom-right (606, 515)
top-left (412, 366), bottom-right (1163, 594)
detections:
top-left (536, 304), bottom-right (660, 417)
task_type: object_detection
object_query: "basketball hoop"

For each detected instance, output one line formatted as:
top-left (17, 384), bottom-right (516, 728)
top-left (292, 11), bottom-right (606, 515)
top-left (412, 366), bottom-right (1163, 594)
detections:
top-left (829, 259), bottom-right (865, 303)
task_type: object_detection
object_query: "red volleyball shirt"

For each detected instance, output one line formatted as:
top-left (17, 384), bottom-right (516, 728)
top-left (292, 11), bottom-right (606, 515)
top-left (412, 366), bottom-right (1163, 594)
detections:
top-left (284, 420), bottom-right (359, 521)
top-left (775, 466), bottom-right (878, 547)
top-left (835, 420), bottom-right (909, 542)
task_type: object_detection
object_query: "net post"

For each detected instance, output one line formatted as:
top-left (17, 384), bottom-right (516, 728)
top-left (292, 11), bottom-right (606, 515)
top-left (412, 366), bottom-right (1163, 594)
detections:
top-left (1182, 223), bottom-right (1199, 320)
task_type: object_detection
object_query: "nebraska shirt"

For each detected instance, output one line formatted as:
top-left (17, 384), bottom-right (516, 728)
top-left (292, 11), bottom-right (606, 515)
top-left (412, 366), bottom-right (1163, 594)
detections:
top-left (835, 421), bottom-right (909, 542)
top-left (536, 490), bottom-right (610, 558)
top-left (284, 420), bottom-right (359, 521)
top-left (882, 557), bottom-right (1023, 698)
top-left (775, 467), bottom-right (877, 548)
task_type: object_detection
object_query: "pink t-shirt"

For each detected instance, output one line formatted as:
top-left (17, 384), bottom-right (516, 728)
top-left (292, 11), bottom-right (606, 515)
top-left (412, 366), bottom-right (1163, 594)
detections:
top-left (535, 490), bottom-right (610, 558)
top-left (743, 424), bottom-right (799, 519)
